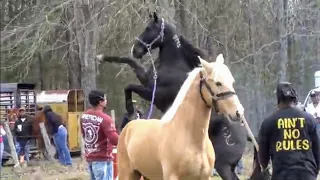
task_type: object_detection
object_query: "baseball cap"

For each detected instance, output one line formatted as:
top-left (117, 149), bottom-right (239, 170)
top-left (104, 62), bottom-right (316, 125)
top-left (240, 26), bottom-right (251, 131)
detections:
top-left (89, 90), bottom-right (106, 101)
top-left (276, 82), bottom-right (297, 99)
top-left (19, 107), bottom-right (26, 111)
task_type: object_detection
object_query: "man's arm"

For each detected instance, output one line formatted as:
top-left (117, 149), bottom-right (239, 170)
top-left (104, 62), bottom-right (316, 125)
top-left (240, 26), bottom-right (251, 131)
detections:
top-left (0, 125), bottom-right (6, 135)
top-left (309, 117), bottom-right (320, 171)
top-left (79, 115), bottom-right (85, 138)
top-left (306, 104), bottom-right (316, 117)
top-left (102, 115), bottom-right (119, 146)
top-left (258, 119), bottom-right (271, 169)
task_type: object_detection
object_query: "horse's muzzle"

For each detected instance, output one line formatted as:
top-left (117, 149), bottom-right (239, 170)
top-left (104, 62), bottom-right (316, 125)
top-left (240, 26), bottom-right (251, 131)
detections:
top-left (132, 44), bottom-right (146, 59)
top-left (227, 113), bottom-right (242, 122)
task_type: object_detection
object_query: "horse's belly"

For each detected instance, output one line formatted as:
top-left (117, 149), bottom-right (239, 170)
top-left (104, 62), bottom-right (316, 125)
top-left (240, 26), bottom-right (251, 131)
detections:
top-left (135, 160), bottom-right (163, 180)
top-left (129, 144), bottom-right (163, 179)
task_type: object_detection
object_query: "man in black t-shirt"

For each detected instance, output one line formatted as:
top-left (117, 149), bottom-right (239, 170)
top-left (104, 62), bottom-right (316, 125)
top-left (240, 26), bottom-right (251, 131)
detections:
top-left (258, 82), bottom-right (320, 180)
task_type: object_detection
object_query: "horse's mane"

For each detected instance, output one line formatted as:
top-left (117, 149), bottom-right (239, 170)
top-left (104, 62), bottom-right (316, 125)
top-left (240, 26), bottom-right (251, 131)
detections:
top-left (179, 36), bottom-right (205, 69)
top-left (161, 67), bottom-right (203, 122)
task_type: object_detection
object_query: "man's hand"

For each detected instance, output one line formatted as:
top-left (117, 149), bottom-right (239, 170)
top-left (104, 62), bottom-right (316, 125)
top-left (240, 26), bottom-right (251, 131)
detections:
top-left (261, 166), bottom-right (272, 180)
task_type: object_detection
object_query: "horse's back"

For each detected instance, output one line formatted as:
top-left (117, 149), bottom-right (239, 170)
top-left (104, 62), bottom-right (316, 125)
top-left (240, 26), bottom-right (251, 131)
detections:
top-left (117, 119), bottom-right (164, 179)
top-left (121, 119), bottom-right (163, 142)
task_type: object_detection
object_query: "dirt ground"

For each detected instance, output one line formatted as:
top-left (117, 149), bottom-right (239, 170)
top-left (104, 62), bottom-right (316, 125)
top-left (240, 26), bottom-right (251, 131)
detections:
top-left (1, 153), bottom-right (319, 180)
top-left (0, 153), bottom-right (254, 180)
top-left (1, 157), bottom-right (90, 180)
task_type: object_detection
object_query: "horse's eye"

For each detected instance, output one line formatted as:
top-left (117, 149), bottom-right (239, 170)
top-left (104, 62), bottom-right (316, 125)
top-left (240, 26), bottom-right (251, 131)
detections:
top-left (216, 82), bottom-right (222, 86)
top-left (146, 27), bottom-right (151, 32)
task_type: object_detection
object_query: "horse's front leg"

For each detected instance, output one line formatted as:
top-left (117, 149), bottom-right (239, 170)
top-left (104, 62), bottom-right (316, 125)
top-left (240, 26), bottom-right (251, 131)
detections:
top-left (97, 56), bottom-right (149, 86)
top-left (124, 84), bottom-right (154, 115)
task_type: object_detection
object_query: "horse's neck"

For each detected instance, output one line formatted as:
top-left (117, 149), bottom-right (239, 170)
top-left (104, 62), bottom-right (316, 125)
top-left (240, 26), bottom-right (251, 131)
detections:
top-left (159, 37), bottom-right (187, 68)
top-left (170, 75), bottom-right (212, 146)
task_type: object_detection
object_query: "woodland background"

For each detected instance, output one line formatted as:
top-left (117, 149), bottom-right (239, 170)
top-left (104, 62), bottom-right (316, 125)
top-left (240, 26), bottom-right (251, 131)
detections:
top-left (1, 0), bottom-right (319, 135)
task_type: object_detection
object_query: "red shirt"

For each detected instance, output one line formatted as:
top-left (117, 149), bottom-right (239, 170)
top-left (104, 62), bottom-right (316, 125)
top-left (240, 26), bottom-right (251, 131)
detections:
top-left (80, 109), bottom-right (119, 162)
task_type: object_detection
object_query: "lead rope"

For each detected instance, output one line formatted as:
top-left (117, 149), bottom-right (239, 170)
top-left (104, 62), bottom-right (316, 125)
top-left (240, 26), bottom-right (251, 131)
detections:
top-left (135, 18), bottom-right (164, 119)
top-left (146, 47), bottom-right (157, 119)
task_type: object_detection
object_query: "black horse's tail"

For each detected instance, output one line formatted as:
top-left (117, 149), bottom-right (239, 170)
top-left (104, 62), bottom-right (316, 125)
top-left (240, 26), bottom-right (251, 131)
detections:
top-left (247, 136), bottom-right (264, 180)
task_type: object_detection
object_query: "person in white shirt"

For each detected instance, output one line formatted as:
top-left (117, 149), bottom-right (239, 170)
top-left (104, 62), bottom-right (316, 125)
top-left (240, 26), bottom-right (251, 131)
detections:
top-left (305, 90), bottom-right (320, 121)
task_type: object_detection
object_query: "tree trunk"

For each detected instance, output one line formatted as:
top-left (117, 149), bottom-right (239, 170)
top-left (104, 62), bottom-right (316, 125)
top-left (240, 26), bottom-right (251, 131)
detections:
top-left (158, 0), bottom-right (176, 25)
top-left (73, 0), bottom-right (100, 108)
top-left (278, 0), bottom-right (288, 82)
top-left (66, 6), bottom-right (81, 89)
top-left (177, 0), bottom-right (192, 39)
top-left (38, 53), bottom-right (45, 90)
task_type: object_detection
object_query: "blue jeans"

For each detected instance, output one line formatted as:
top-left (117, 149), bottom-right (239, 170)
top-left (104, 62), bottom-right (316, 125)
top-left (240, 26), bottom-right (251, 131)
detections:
top-left (15, 139), bottom-right (30, 162)
top-left (53, 126), bottom-right (72, 165)
top-left (88, 161), bottom-right (113, 180)
top-left (0, 141), bottom-right (3, 169)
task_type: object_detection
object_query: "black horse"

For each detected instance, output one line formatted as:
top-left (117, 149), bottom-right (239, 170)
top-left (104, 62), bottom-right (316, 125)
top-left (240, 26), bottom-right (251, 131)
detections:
top-left (98, 12), bottom-right (262, 180)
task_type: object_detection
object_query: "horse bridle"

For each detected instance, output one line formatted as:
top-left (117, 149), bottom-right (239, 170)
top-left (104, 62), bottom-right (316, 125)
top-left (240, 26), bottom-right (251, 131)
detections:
top-left (199, 71), bottom-right (236, 113)
top-left (135, 18), bottom-right (165, 51)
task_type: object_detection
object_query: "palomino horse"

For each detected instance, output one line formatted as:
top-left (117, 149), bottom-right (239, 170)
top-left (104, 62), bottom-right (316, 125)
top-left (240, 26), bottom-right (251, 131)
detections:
top-left (117, 54), bottom-right (245, 180)
top-left (99, 12), bottom-right (252, 180)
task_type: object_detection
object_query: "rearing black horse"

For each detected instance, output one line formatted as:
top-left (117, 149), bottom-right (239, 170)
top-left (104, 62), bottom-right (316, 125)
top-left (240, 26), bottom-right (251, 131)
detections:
top-left (98, 12), bottom-right (261, 180)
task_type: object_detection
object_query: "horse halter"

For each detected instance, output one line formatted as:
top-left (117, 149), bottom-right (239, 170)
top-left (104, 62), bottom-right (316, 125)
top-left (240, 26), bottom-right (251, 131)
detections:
top-left (199, 71), bottom-right (236, 113)
top-left (135, 18), bottom-right (165, 51)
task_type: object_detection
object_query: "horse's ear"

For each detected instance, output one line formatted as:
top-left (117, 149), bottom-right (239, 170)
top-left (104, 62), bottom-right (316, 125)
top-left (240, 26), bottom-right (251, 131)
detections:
top-left (153, 12), bottom-right (158, 22)
top-left (198, 56), bottom-right (212, 74)
top-left (215, 54), bottom-right (224, 64)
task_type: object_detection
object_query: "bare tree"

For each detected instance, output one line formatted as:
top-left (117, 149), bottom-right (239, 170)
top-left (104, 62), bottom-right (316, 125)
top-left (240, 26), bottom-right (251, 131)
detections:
top-left (73, 0), bottom-right (102, 107)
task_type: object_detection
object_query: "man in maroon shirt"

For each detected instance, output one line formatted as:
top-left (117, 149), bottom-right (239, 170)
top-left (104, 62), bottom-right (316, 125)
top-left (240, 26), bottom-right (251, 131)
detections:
top-left (80, 90), bottom-right (119, 180)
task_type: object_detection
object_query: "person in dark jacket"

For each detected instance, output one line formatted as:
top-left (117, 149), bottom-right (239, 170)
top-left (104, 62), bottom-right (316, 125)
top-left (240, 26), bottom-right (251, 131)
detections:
top-left (14, 107), bottom-right (33, 165)
top-left (258, 82), bottom-right (320, 180)
top-left (43, 105), bottom-right (72, 166)
top-left (120, 100), bottom-right (143, 132)
top-left (132, 100), bottom-right (143, 119)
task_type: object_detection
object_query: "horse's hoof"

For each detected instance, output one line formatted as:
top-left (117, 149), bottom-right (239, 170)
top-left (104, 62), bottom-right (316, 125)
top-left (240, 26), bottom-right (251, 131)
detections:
top-left (96, 54), bottom-right (104, 61)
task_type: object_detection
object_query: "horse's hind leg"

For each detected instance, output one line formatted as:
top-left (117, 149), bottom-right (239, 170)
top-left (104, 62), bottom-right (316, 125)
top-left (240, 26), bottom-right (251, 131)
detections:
top-left (215, 161), bottom-right (239, 180)
top-left (117, 126), bottom-right (141, 180)
top-left (124, 84), bottom-right (153, 114)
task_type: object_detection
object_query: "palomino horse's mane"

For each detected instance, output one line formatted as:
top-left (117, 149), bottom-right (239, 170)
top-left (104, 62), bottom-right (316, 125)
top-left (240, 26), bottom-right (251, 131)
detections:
top-left (161, 67), bottom-right (203, 122)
